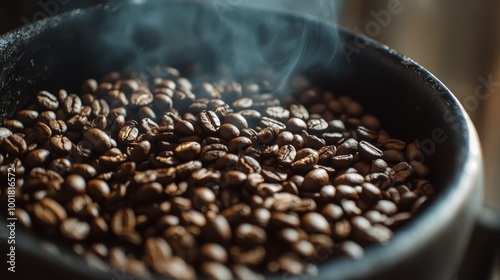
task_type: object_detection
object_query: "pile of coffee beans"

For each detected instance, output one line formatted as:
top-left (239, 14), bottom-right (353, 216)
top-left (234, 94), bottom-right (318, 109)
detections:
top-left (0, 67), bottom-right (434, 279)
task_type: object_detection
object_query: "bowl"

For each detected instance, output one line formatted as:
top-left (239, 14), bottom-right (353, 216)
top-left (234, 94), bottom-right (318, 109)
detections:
top-left (0, 1), bottom-right (483, 279)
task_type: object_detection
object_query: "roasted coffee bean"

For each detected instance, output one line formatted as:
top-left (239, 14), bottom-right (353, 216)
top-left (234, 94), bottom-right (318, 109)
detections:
top-left (4, 120), bottom-right (24, 133)
top-left (199, 243), bottom-right (228, 263)
top-left (111, 208), bottom-right (136, 234)
top-left (37, 91), bottom-right (59, 110)
top-left (63, 94), bottom-right (83, 115)
top-left (337, 138), bottom-right (358, 155)
top-left (256, 126), bottom-right (279, 144)
top-left (383, 149), bottom-right (406, 163)
top-left (201, 144), bottom-right (228, 162)
top-left (307, 118), bottom-right (328, 135)
top-left (277, 144), bottom-right (296, 166)
top-left (335, 185), bottom-right (359, 200)
top-left (49, 135), bottom-right (72, 155)
top-left (227, 136), bottom-right (252, 153)
top-left (361, 182), bottom-right (383, 203)
top-left (118, 121), bottom-right (139, 143)
top-left (374, 200), bottom-right (398, 216)
top-left (289, 104), bottom-right (309, 120)
top-left (331, 154), bottom-right (354, 169)
top-left (84, 128), bottom-right (114, 153)
top-left (406, 142), bottom-right (423, 161)
top-left (204, 215), bottom-right (232, 244)
top-left (291, 148), bottom-right (319, 172)
top-left (359, 140), bottom-right (383, 160)
top-left (259, 117), bottom-right (286, 131)
top-left (270, 212), bottom-right (301, 228)
top-left (286, 118), bottom-right (307, 134)
top-left (91, 99), bottom-right (110, 117)
top-left (130, 87), bottom-right (154, 108)
top-left (218, 123), bottom-right (240, 141)
top-left (356, 126), bottom-right (379, 142)
top-left (15, 110), bottom-right (39, 126)
top-left (2, 134), bottom-right (27, 156)
top-left (198, 110), bottom-right (221, 134)
top-left (317, 145), bottom-right (336, 164)
top-left (224, 113), bottom-right (248, 130)
top-left (261, 166), bottom-right (287, 183)
top-left (365, 173), bottom-right (391, 190)
top-left (389, 162), bottom-right (413, 183)
top-left (33, 198), bottom-right (67, 227)
top-left (60, 218), bottom-right (90, 241)
top-left (25, 149), bottom-right (51, 168)
top-left (174, 141), bottom-right (201, 161)
top-left (238, 155), bottom-right (261, 173)
top-left (370, 159), bottom-right (388, 173)
top-left (302, 169), bottom-right (329, 192)
top-left (302, 212), bottom-right (331, 235)
top-left (333, 173), bottom-right (364, 186)
top-left (410, 160), bottom-right (431, 178)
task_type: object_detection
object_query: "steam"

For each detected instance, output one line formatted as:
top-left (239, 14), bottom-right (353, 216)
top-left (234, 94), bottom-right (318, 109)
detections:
top-left (87, 0), bottom-right (341, 94)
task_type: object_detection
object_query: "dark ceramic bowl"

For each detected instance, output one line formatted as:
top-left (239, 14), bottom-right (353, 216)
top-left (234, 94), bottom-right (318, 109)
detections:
top-left (0, 1), bottom-right (483, 279)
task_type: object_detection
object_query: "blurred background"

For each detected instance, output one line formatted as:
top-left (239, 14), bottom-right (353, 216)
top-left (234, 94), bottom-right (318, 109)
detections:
top-left (1, 0), bottom-right (499, 278)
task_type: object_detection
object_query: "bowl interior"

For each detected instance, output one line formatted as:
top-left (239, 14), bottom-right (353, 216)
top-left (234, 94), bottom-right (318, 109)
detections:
top-left (0, 1), bottom-right (476, 279)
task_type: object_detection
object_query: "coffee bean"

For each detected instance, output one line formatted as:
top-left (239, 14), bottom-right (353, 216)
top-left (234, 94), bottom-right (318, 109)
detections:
top-left (201, 144), bottom-right (228, 162)
top-left (270, 212), bottom-right (301, 228)
top-left (151, 256), bottom-right (196, 279)
top-left (238, 155), bottom-right (261, 173)
top-left (33, 198), bottom-right (67, 227)
top-left (84, 128), bottom-right (114, 153)
top-left (204, 215), bottom-right (232, 244)
top-left (60, 218), bottom-right (90, 240)
top-left (259, 117), bottom-right (286, 131)
top-left (389, 162), bottom-right (413, 183)
top-left (277, 144), bottom-right (296, 166)
top-left (25, 149), bottom-right (51, 168)
top-left (15, 110), bottom-right (39, 126)
top-left (198, 110), bottom-right (221, 134)
top-left (410, 160), bottom-right (430, 178)
top-left (333, 173), bottom-right (364, 186)
top-left (111, 208), bottom-right (136, 235)
top-left (130, 88), bottom-right (154, 108)
top-left (365, 173), bottom-right (391, 190)
top-left (307, 118), bottom-right (328, 135)
top-left (199, 243), bottom-right (228, 263)
top-left (235, 223), bottom-right (267, 245)
top-left (374, 200), bottom-right (398, 216)
top-left (302, 212), bottom-right (331, 235)
top-left (291, 148), bottom-right (319, 172)
top-left (224, 113), bottom-right (248, 130)
top-left (118, 121), bottom-right (139, 143)
top-left (337, 138), bottom-right (358, 155)
top-left (286, 118), bottom-right (307, 134)
top-left (174, 141), bottom-right (201, 161)
top-left (4, 120), bottom-right (24, 133)
top-left (63, 94), bottom-right (83, 115)
top-left (360, 182), bottom-right (382, 203)
top-left (37, 91), bottom-right (59, 111)
top-left (48, 119), bottom-right (67, 135)
top-left (356, 126), bottom-right (378, 142)
top-left (302, 169), bottom-right (329, 192)
top-left (289, 104), bottom-right (309, 120)
top-left (359, 140), bottom-right (383, 161)
top-left (2, 134), bottom-right (27, 156)
top-left (256, 126), bottom-right (279, 144)
top-left (49, 135), bottom-right (72, 155)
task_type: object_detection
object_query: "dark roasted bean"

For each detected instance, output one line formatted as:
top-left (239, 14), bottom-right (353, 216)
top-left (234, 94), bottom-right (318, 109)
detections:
top-left (359, 140), bottom-right (383, 160)
top-left (37, 91), bottom-right (59, 110)
top-left (198, 110), bottom-right (221, 134)
top-left (302, 169), bottom-right (329, 192)
top-left (389, 162), bottom-right (413, 183)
